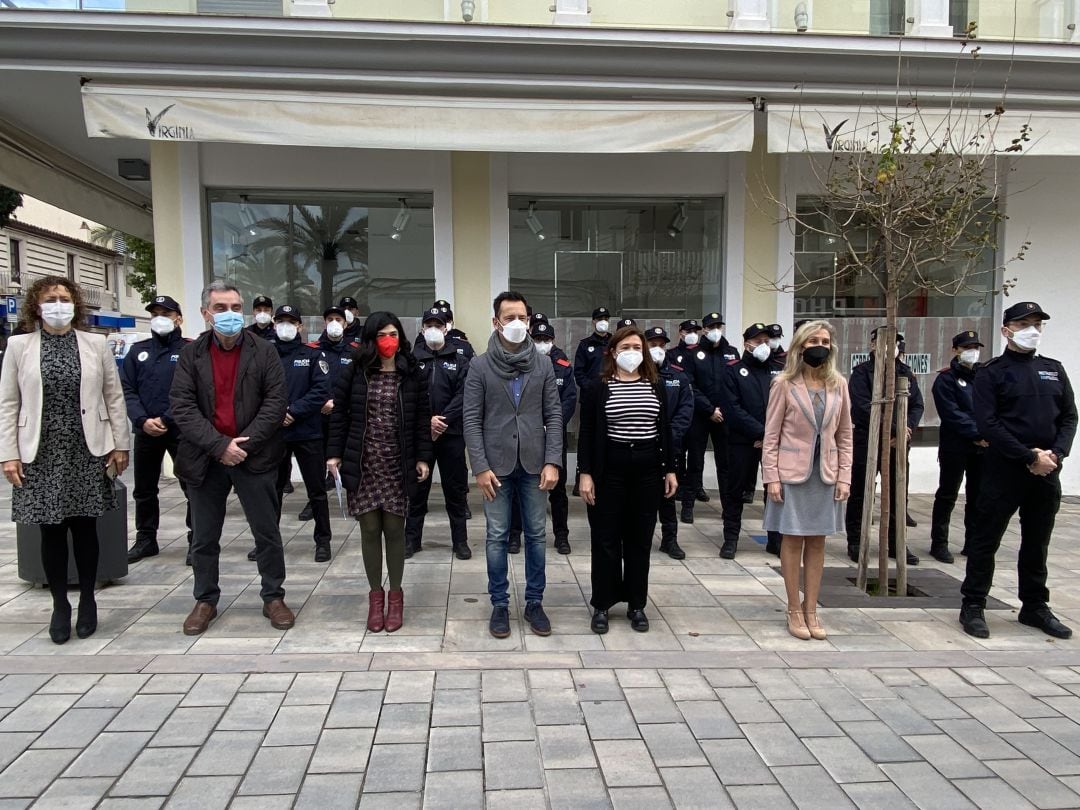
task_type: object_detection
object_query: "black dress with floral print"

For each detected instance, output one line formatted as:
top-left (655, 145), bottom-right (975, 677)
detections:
top-left (347, 370), bottom-right (406, 518)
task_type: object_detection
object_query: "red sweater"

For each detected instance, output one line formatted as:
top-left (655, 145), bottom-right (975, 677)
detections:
top-left (210, 339), bottom-right (242, 438)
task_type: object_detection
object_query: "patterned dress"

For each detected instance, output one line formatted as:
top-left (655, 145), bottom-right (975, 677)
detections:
top-left (348, 370), bottom-right (406, 518)
top-left (12, 330), bottom-right (116, 525)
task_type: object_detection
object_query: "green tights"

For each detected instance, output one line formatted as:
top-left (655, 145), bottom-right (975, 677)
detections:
top-left (358, 510), bottom-right (406, 591)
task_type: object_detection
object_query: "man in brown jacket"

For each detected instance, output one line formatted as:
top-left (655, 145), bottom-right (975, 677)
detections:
top-left (170, 281), bottom-right (294, 635)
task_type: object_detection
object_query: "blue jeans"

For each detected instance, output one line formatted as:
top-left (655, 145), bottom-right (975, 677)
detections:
top-left (485, 465), bottom-right (548, 607)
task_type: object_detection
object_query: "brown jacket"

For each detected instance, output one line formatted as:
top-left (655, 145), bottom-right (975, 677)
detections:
top-left (761, 376), bottom-right (853, 486)
top-left (169, 330), bottom-right (287, 486)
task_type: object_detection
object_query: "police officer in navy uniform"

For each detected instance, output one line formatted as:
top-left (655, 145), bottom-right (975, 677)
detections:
top-left (615, 317), bottom-right (637, 331)
top-left (339, 296), bottom-right (363, 342)
top-left (646, 326), bottom-right (694, 559)
top-left (415, 300), bottom-right (475, 361)
top-left (847, 327), bottom-right (924, 565)
top-left (720, 323), bottom-right (784, 559)
top-left (681, 312), bottom-right (739, 525)
top-left (263, 305), bottom-right (333, 562)
top-left (667, 319), bottom-right (706, 503)
top-left (929, 330), bottom-right (987, 563)
top-left (122, 295), bottom-right (193, 563)
top-left (508, 315), bottom-right (578, 554)
top-left (573, 306), bottom-right (613, 389)
top-left (246, 295), bottom-right (275, 340)
top-left (766, 323), bottom-right (787, 371)
top-left (406, 307), bottom-right (473, 560)
top-left (960, 302), bottom-right (1077, 640)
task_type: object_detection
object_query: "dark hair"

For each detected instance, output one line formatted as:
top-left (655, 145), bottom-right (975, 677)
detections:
top-left (21, 275), bottom-right (89, 332)
top-left (600, 325), bottom-right (659, 384)
top-left (493, 291), bottom-right (528, 318)
top-left (353, 310), bottom-right (418, 374)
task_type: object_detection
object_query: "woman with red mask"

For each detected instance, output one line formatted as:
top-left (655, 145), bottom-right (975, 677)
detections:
top-left (327, 311), bottom-right (432, 633)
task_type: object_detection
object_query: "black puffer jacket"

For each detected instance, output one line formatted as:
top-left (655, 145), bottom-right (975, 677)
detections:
top-left (327, 354), bottom-right (434, 501)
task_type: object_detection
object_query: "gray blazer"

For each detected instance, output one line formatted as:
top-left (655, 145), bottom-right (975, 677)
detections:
top-left (463, 352), bottom-right (564, 477)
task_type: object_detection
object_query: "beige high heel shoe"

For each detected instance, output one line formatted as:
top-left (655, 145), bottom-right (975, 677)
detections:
top-left (787, 609), bottom-right (811, 640)
top-left (803, 605), bottom-right (827, 640)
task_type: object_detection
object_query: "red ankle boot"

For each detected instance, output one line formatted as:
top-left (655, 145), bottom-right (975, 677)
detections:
top-left (367, 590), bottom-right (385, 633)
top-left (386, 590), bottom-right (404, 633)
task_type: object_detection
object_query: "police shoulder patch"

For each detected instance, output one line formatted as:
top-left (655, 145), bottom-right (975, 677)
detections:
top-left (137, 351), bottom-right (149, 362)
top-left (318, 359), bottom-right (329, 375)
top-left (697, 351), bottom-right (706, 360)
top-left (957, 379), bottom-right (967, 387)
top-left (588, 346), bottom-right (595, 353)
top-left (556, 358), bottom-right (571, 367)
top-left (739, 367), bottom-right (749, 377)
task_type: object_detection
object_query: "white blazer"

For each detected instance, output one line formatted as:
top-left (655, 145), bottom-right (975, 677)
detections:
top-left (0, 330), bottom-right (131, 464)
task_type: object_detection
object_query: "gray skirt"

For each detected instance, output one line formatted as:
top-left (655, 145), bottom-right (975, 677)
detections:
top-left (762, 468), bottom-right (846, 537)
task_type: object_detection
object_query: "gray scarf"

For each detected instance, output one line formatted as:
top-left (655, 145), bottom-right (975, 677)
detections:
top-left (485, 330), bottom-right (536, 380)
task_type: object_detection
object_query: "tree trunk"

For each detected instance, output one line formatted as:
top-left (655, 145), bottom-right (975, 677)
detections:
top-left (856, 352), bottom-right (886, 592)
top-left (877, 290), bottom-right (898, 594)
top-left (894, 375), bottom-right (911, 597)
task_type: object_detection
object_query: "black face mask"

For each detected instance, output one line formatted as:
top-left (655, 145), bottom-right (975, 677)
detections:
top-left (802, 346), bottom-right (830, 368)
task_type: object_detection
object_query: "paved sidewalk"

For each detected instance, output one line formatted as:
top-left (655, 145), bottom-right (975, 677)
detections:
top-left (0, 480), bottom-right (1078, 807)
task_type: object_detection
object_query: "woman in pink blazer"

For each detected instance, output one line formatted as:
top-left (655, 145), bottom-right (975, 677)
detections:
top-left (761, 320), bottom-right (853, 641)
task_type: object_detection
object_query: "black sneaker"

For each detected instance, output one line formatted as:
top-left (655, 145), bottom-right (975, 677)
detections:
top-left (127, 542), bottom-right (159, 563)
top-left (591, 609), bottom-right (609, 634)
top-left (627, 609), bottom-right (650, 632)
top-left (246, 547), bottom-right (258, 562)
top-left (1018, 607), bottom-right (1073, 639)
top-left (524, 602), bottom-right (551, 636)
top-left (298, 503), bottom-right (314, 522)
top-left (695, 488), bottom-right (710, 503)
top-left (453, 543), bottom-right (472, 561)
top-left (282, 481), bottom-right (294, 495)
top-left (314, 544), bottom-right (331, 563)
top-left (719, 540), bottom-right (737, 560)
top-left (960, 605), bottom-right (990, 638)
top-left (489, 606), bottom-right (511, 639)
top-left (507, 534), bottom-right (522, 554)
top-left (679, 505), bottom-right (694, 525)
top-left (929, 545), bottom-right (954, 564)
top-left (659, 537), bottom-right (686, 560)
top-left (554, 537), bottom-right (571, 555)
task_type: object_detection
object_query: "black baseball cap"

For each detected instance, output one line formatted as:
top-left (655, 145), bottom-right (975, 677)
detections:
top-left (615, 317), bottom-right (637, 331)
top-left (952, 330), bottom-right (984, 348)
top-left (532, 311), bottom-right (550, 325)
top-left (323, 306), bottom-right (346, 319)
top-left (421, 307), bottom-right (449, 325)
top-left (146, 295), bottom-right (181, 316)
top-left (531, 321), bottom-right (554, 340)
top-left (646, 326), bottom-right (670, 344)
top-left (1002, 301), bottom-right (1050, 324)
top-left (252, 295), bottom-right (273, 310)
top-left (592, 307), bottom-right (611, 320)
top-left (767, 323), bottom-right (784, 339)
top-left (870, 326), bottom-right (905, 343)
top-left (339, 296), bottom-right (359, 310)
top-left (703, 312), bottom-right (724, 327)
top-left (679, 319), bottom-right (701, 332)
top-left (743, 323), bottom-right (770, 341)
top-left (274, 305), bottom-right (301, 321)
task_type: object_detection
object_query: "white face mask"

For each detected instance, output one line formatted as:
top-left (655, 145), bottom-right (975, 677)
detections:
top-left (649, 346), bottom-right (667, 364)
top-left (959, 348), bottom-right (980, 366)
top-left (150, 315), bottom-right (176, 336)
top-left (894, 344), bottom-right (901, 358)
top-left (254, 311), bottom-right (272, 326)
top-left (535, 341), bottom-right (553, 356)
top-left (1009, 325), bottom-right (1041, 351)
top-left (275, 322), bottom-right (298, 342)
top-left (424, 326), bottom-right (446, 349)
top-left (344, 310), bottom-right (355, 324)
top-left (500, 318), bottom-right (528, 345)
top-left (325, 320), bottom-right (344, 340)
top-left (616, 350), bottom-right (643, 373)
top-left (767, 338), bottom-right (782, 351)
top-left (683, 332), bottom-right (700, 347)
top-left (751, 343), bottom-right (772, 363)
top-left (706, 328), bottom-right (723, 344)
top-left (594, 320), bottom-right (610, 335)
top-left (41, 302), bottom-right (75, 329)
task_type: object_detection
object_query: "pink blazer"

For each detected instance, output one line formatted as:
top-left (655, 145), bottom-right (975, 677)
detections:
top-left (761, 376), bottom-right (853, 487)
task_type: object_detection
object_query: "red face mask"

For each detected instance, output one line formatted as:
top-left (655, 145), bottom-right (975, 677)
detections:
top-left (376, 335), bottom-right (399, 358)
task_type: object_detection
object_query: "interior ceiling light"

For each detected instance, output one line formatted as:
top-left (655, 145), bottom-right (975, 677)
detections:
top-left (667, 202), bottom-right (689, 238)
top-left (390, 199), bottom-right (411, 242)
top-left (526, 203), bottom-right (546, 241)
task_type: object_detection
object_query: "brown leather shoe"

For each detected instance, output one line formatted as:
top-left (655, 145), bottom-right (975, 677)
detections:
top-left (262, 599), bottom-right (295, 630)
top-left (183, 602), bottom-right (217, 636)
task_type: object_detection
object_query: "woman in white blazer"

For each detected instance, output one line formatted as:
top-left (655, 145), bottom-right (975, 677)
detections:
top-left (0, 276), bottom-right (130, 644)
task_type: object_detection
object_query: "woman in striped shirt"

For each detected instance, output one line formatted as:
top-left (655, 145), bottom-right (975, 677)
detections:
top-left (578, 325), bottom-right (678, 634)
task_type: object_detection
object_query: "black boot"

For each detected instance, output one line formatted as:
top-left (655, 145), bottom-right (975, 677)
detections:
top-left (50, 603), bottom-right (71, 645)
top-left (298, 503), bottom-right (314, 522)
top-left (659, 536), bottom-right (686, 560)
top-left (679, 504), bottom-right (694, 525)
top-left (554, 535), bottom-right (571, 555)
top-left (507, 533), bottom-right (522, 554)
top-left (695, 488), bottom-right (710, 503)
top-left (765, 535), bottom-right (782, 557)
top-left (959, 604), bottom-right (989, 638)
top-left (453, 542), bottom-right (472, 560)
top-left (929, 544), bottom-right (954, 564)
top-left (76, 596), bottom-right (97, 639)
top-left (847, 544), bottom-right (859, 562)
top-left (719, 539), bottom-right (737, 559)
top-left (126, 539), bottom-right (159, 563)
top-left (314, 543), bottom-right (331, 563)
top-left (282, 481), bottom-right (294, 495)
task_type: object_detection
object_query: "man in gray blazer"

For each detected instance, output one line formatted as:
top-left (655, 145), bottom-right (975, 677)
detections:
top-left (463, 291), bottom-right (563, 639)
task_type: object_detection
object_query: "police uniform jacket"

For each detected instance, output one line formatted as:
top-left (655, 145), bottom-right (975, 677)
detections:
top-left (974, 348), bottom-right (1077, 466)
top-left (659, 360), bottom-right (694, 451)
top-left (245, 322), bottom-right (275, 341)
top-left (688, 335), bottom-right (740, 419)
top-left (414, 340), bottom-right (470, 436)
top-left (721, 351), bottom-right (781, 445)
top-left (573, 332), bottom-right (610, 389)
top-left (932, 357), bottom-right (982, 452)
top-left (276, 336), bottom-right (331, 442)
top-left (121, 330), bottom-right (190, 434)
top-left (316, 334), bottom-right (359, 395)
top-left (548, 345), bottom-right (578, 429)
top-left (770, 349), bottom-right (788, 371)
top-left (849, 355), bottom-right (924, 438)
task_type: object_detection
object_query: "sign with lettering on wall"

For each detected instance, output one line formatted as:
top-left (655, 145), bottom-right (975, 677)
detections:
top-left (848, 352), bottom-right (931, 374)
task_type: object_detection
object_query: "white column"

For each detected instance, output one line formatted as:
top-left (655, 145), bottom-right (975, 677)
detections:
top-left (908, 0), bottom-right (953, 38)
top-left (433, 153), bottom-right (455, 304)
top-left (725, 152), bottom-right (746, 333)
top-left (728, 0), bottom-right (770, 31)
top-left (552, 0), bottom-right (590, 26)
top-left (775, 155), bottom-right (796, 336)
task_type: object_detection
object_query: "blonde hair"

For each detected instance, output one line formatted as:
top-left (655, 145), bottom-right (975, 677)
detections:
top-left (778, 319), bottom-right (844, 388)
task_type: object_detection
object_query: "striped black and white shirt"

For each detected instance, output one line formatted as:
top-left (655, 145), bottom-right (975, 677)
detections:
top-left (605, 379), bottom-right (660, 442)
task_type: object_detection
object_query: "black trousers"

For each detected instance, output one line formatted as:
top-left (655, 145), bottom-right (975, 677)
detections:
top-left (683, 416), bottom-right (728, 507)
top-left (406, 432), bottom-right (470, 548)
top-left (132, 431), bottom-right (192, 546)
top-left (961, 458), bottom-right (1060, 610)
top-left (930, 446), bottom-right (984, 550)
top-left (188, 461), bottom-right (286, 606)
top-left (658, 449), bottom-right (687, 539)
top-left (276, 438), bottom-right (332, 546)
top-left (510, 445), bottom-right (569, 541)
top-left (845, 436), bottom-right (905, 550)
top-left (722, 442), bottom-right (781, 547)
top-left (588, 440), bottom-right (662, 611)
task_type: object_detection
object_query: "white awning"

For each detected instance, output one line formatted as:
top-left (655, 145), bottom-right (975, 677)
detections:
top-left (82, 84), bottom-right (755, 154)
top-left (768, 103), bottom-right (1080, 156)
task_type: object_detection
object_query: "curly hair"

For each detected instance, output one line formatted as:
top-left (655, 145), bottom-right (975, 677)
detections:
top-left (20, 276), bottom-right (89, 332)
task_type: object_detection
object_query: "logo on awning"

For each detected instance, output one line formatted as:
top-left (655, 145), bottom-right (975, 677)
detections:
top-left (145, 105), bottom-right (194, 140)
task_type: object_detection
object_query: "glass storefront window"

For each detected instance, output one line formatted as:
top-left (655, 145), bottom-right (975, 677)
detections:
top-left (207, 191), bottom-right (436, 333)
top-left (508, 197), bottom-right (724, 319)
